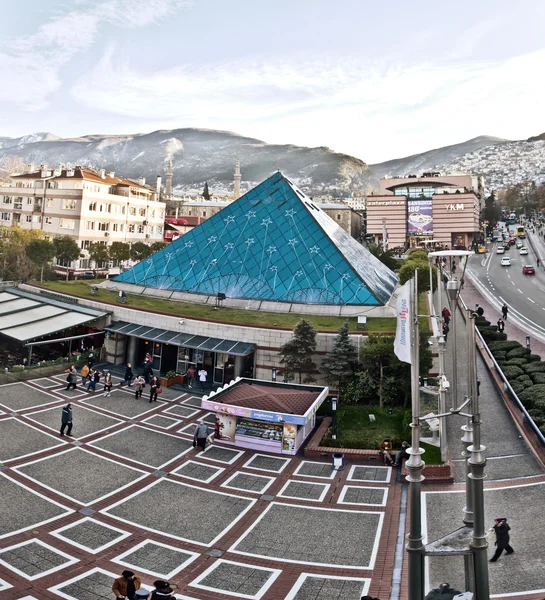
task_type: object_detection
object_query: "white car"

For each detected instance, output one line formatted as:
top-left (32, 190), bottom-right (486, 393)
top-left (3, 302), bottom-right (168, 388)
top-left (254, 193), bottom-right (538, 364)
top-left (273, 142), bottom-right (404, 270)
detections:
top-left (496, 247), bottom-right (505, 254)
top-left (520, 247), bottom-right (528, 255)
top-left (501, 257), bottom-right (511, 266)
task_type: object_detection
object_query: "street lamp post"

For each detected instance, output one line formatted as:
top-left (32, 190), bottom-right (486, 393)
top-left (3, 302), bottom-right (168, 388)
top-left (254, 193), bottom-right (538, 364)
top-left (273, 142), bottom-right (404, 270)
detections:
top-left (271, 367), bottom-right (277, 382)
top-left (446, 279), bottom-right (460, 409)
top-left (331, 397), bottom-right (337, 440)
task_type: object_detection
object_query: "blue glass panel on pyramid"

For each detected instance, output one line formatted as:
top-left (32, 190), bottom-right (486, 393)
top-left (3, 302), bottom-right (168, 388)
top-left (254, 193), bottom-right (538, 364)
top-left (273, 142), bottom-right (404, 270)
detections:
top-left (115, 172), bottom-right (397, 305)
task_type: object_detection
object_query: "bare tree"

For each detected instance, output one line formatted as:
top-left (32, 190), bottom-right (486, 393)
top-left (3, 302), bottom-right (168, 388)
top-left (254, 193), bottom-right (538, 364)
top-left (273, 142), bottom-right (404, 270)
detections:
top-left (0, 156), bottom-right (27, 183)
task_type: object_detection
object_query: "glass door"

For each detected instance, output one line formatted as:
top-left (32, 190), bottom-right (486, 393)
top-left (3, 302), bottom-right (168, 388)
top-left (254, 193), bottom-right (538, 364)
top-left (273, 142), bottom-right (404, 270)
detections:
top-left (214, 352), bottom-right (227, 384)
top-left (152, 342), bottom-right (162, 371)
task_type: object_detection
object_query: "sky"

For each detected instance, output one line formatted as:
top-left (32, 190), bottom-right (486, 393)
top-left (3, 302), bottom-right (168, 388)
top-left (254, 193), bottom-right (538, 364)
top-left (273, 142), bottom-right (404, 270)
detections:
top-left (1, 0), bottom-right (544, 163)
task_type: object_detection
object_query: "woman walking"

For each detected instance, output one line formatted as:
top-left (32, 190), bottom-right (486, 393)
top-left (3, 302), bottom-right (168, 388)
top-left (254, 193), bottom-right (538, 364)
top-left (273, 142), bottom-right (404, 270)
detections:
top-left (103, 371), bottom-right (113, 397)
top-left (149, 376), bottom-right (160, 403)
top-left (133, 375), bottom-right (145, 399)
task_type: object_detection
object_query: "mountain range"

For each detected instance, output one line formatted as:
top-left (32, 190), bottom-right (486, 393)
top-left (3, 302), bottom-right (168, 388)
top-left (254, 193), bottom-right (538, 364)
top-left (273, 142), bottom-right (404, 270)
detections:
top-left (1, 129), bottom-right (545, 195)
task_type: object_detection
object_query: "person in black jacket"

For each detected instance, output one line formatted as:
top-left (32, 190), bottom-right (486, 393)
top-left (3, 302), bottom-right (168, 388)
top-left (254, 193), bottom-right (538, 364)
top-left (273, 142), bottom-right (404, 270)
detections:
top-left (149, 376), bottom-right (160, 403)
top-left (120, 363), bottom-right (134, 387)
top-left (490, 517), bottom-right (514, 562)
top-left (143, 360), bottom-right (153, 384)
top-left (60, 403), bottom-right (73, 436)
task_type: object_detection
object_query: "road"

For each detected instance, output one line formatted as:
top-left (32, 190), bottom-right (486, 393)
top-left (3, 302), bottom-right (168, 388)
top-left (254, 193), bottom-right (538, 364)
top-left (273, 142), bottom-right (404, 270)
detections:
top-left (466, 222), bottom-right (545, 343)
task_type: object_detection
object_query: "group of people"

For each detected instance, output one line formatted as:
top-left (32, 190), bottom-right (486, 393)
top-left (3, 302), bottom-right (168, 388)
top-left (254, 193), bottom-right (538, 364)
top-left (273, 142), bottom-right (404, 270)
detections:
top-left (379, 439), bottom-right (409, 467)
top-left (113, 570), bottom-right (178, 599)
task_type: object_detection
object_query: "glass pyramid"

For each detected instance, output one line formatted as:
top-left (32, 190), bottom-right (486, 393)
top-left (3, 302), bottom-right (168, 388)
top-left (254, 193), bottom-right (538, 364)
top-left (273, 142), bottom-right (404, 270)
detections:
top-left (115, 172), bottom-right (397, 305)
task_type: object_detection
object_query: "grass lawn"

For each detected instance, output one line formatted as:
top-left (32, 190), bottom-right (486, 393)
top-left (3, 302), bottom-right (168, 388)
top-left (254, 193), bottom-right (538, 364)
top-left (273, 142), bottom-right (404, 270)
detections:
top-left (37, 280), bottom-right (398, 332)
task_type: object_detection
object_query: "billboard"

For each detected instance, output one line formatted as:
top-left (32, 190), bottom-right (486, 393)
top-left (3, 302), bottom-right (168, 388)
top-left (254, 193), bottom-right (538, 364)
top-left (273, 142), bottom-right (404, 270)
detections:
top-left (407, 199), bottom-right (433, 236)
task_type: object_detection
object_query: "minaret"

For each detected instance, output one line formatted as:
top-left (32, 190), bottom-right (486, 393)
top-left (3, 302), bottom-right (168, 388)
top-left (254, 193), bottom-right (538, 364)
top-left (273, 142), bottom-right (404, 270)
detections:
top-left (233, 159), bottom-right (241, 200)
top-left (165, 157), bottom-right (173, 198)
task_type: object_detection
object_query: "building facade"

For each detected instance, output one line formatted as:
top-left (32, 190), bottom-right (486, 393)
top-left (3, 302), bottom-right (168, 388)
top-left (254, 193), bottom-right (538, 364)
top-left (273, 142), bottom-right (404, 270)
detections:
top-left (366, 173), bottom-right (484, 249)
top-left (1, 165), bottom-right (166, 272)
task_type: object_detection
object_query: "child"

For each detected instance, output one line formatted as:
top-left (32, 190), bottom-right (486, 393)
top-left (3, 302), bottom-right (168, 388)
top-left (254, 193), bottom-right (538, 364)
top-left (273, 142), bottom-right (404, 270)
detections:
top-left (134, 375), bottom-right (145, 399)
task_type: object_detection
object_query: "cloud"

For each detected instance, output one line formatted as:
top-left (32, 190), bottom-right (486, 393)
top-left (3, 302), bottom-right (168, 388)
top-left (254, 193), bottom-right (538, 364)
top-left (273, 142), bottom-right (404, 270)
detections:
top-left (69, 47), bottom-right (545, 161)
top-left (0, 0), bottom-right (188, 111)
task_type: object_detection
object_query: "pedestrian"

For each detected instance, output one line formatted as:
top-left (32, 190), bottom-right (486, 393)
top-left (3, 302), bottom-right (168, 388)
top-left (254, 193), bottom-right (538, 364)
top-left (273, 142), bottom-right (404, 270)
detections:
top-left (65, 365), bottom-right (78, 390)
top-left (143, 360), bottom-right (153, 384)
top-left (497, 318), bottom-right (505, 333)
top-left (441, 307), bottom-right (451, 325)
top-left (193, 419), bottom-right (210, 451)
top-left (150, 581), bottom-right (177, 599)
top-left (120, 363), bottom-right (134, 387)
top-left (133, 375), bottom-right (145, 399)
top-left (112, 569), bottom-right (142, 600)
top-left (476, 306), bottom-right (484, 318)
top-left (394, 441), bottom-right (410, 466)
top-left (502, 303), bottom-right (508, 320)
top-left (80, 363), bottom-right (89, 386)
top-left (149, 375), bottom-right (160, 403)
top-left (103, 371), bottom-right (113, 396)
top-left (442, 322), bottom-right (449, 342)
top-left (489, 517), bottom-right (514, 562)
top-left (443, 274), bottom-right (448, 288)
top-left (451, 262), bottom-right (456, 274)
top-left (379, 439), bottom-right (393, 465)
top-left (60, 403), bottom-right (73, 437)
top-left (88, 353), bottom-right (95, 369)
top-left (87, 369), bottom-right (100, 393)
top-left (186, 365), bottom-right (196, 388)
top-left (198, 368), bottom-right (207, 390)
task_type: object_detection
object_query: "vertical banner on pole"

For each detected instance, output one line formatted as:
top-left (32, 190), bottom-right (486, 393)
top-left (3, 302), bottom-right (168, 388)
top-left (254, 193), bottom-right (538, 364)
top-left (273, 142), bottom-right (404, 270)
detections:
top-left (394, 280), bottom-right (413, 364)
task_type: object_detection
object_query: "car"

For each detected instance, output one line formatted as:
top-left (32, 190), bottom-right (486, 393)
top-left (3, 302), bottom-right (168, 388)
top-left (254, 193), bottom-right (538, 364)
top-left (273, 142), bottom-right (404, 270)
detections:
top-left (501, 257), bottom-right (511, 266)
top-left (508, 238), bottom-right (516, 246)
top-left (477, 245), bottom-right (487, 254)
top-left (503, 243), bottom-right (511, 251)
top-left (523, 265), bottom-right (535, 275)
top-left (516, 242), bottom-right (523, 249)
top-left (520, 247), bottom-right (528, 255)
top-left (496, 247), bottom-right (505, 254)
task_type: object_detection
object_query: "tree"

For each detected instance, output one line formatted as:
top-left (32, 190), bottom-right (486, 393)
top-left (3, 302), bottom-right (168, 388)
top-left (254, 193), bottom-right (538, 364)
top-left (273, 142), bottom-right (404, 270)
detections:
top-left (367, 243), bottom-right (399, 271)
top-left (26, 239), bottom-right (55, 283)
top-left (0, 226), bottom-right (45, 281)
top-left (88, 242), bottom-right (110, 275)
top-left (0, 156), bottom-right (27, 184)
top-left (109, 242), bottom-right (130, 265)
top-left (150, 241), bottom-right (167, 253)
top-left (279, 319), bottom-right (317, 383)
top-left (398, 260), bottom-right (437, 293)
top-left (359, 334), bottom-right (396, 408)
top-left (320, 321), bottom-right (357, 398)
top-left (202, 181), bottom-right (211, 200)
top-left (130, 241), bottom-right (153, 261)
top-left (482, 192), bottom-right (501, 233)
top-left (53, 236), bottom-right (81, 281)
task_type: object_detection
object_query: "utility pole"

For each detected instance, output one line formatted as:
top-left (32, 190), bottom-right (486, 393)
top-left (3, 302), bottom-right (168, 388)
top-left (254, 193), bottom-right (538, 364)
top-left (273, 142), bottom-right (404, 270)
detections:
top-left (446, 279), bottom-right (460, 410)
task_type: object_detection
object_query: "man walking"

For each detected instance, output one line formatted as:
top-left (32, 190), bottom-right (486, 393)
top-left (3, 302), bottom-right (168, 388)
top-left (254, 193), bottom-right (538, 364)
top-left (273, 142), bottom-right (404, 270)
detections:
top-left (442, 322), bottom-right (449, 342)
top-left (120, 363), bottom-right (134, 387)
top-left (60, 403), bottom-right (73, 437)
top-left (490, 517), bottom-right (514, 562)
top-left (198, 368), bottom-right (208, 390)
top-left (80, 363), bottom-right (89, 386)
top-left (193, 419), bottom-right (210, 452)
top-left (112, 569), bottom-right (141, 600)
top-left (497, 318), bottom-right (505, 333)
top-left (65, 366), bottom-right (78, 390)
top-left (502, 303), bottom-right (509, 320)
top-left (143, 360), bottom-right (153, 384)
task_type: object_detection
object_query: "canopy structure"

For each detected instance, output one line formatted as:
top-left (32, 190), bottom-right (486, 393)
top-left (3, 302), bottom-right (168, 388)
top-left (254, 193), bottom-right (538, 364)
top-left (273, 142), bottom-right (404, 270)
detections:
top-left (104, 321), bottom-right (255, 356)
top-left (0, 289), bottom-right (109, 343)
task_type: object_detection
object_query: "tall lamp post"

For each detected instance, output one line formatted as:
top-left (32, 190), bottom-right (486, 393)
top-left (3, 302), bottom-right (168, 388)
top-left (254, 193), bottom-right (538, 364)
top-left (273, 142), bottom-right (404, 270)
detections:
top-left (331, 397), bottom-right (338, 440)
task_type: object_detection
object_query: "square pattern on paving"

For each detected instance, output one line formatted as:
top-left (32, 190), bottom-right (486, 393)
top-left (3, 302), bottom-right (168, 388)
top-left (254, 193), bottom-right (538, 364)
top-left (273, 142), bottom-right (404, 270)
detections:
top-left (172, 460), bottom-right (224, 483)
top-left (104, 479), bottom-right (254, 546)
top-left (50, 568), bottom-right (123, 600)
top-left (32, 378), bottom-right (61, 389)
top-left (0, 417), bottom-right (64, 462)
top-left (347, 465), bottom-right (392, 483)
top-left (199, 445), bottom-right (244, 464)
top-left (55, 387), bottom-right (89, 400)
top-left (0, 472), bottom-right (72, 539)
top-left (82, 390), bottom-right (164, 418)
top-left (90, 425), bottom-right (192, 468)
top-left (232, 502), bottom-right (383, 568)
top-left (178, 422), bottom-right (197, 436)
top-left (285, 574), bottom-right (370, 600)
top-left (277, 480), bottom-right (329, 502)
top-left (15, 448), bottom-right (147, 505)
top-left (164, 405), bottom-right (200, 419)
top-left (191, 559), bottom-right (281, 599)
top-left (26, 405), bottom-right (122, 439)
top-left (338, 486), bottom-right (388, 506)
top-left (221, 472), bottom-right (275, 494)
top-left (142, 414), bottom-right (181, 429)
top-left (51, 518), bottom-right (131, 553)
top-left (182, 395), bottom-right (202, 407)
top-left (293, 461), bottom-right (335, 479)
top-left (0, 383), bottom-right (59, 411)
top-left (244, 454), bottom-right (290, 473)
top-left (114, 540), bottom-right (198, 578)
top-left (0, 539), bottom-right (77, 580)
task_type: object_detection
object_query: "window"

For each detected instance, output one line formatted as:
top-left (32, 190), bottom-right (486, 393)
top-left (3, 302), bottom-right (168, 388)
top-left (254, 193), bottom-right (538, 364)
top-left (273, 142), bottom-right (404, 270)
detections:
top-left (139, 207), bottom-right (146, 216)
top-left (337, 214), bottom-right (341, 220)
top-left (14, 197), bottom-right (23, 209)
top-left (47, 198), bottom-right (54, 208)
top-left (128, 224), bottom-right (135, 233)
top-left (61, 199), bottom-right (76, 210)
top-left (85, 221), bottom-right (95, 230)
top-left (1, 213), bottom-right (10, 221)
top-left (26, 198), bottom-right (32, 205)
top-left (45, 217), bottom-right (52, 225)
top-left (159, 211), bottom-right (164, 219)
top-left (156, 226), bottom-right (163, 234)
top-left (121, 205), bottom-right (126, 215)
top-left (2, 197), bottom-right (12, 205)
top-left (137, 224), bottom-right (145, 234)
top-left (47, 181), bottom-right (58, 189)
top-left (32, 215), bottom-right (41, 224)
top-left (25, 215), bottom-right (32, 223)
top-left (112, 223), bottom-right (124, 232)
top-left (129, 207), bottom-right (136, 216)
top-left (98, 222), bottom-right (109, 231)
top-left (150, 209), bottom-right (156, 218)
top-left (59, 218), bottom-right (75, 229)
top-left (88, 201), bottom-right (97, 211)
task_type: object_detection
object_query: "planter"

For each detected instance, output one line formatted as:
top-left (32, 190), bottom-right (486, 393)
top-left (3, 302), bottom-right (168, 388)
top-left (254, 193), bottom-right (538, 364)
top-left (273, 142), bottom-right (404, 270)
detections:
top-left (160, 376), bottom-right (177, 388)
top-left (177, 374), bottom-right (186, 385)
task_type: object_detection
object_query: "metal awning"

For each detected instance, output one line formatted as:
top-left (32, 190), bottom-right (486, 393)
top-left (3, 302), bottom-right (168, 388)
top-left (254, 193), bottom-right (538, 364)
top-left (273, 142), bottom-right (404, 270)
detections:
top-left (104, 321), bottom-right (255, 356)
top-left (0, 289), bottom-right (109, 343)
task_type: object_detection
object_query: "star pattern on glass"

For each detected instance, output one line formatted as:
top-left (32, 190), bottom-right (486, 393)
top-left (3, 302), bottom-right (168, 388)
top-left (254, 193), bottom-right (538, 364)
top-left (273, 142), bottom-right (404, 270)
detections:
top-left (165, 253), bottom-right (173, 259)
top-left (210, 259), bottom-right (217, 264)
top-left (295, 270), bottom-right (303, 277)
top-left (189, 260), bottom-right (197, 266)
top-left (224, 216), bottom-right (235, 224)
top-left (224, 242), bottom-right (234, 250)
top-left (309, 246), bottom-right (320, 254)
top-left (341, 273), bottom-right (351, 280)
top-left (207, 236), bottom-right (217, 243)
top-left (288, 238), bottom-right (298, 247)
top-left (285, 209), bottom-right (297, 218)
top-left (324, 263), bottom-right (333, 271)
top-left (261, 218), bottom-right (273, 227)
top-left (267, 245), bottom-right (277, 254)
top-left (270, 266), bottom-right (278, 272)
top-left (246, 211), bottom-right (256, 219)
top-left (146, 258), bottom-right (153, 264)
top-left (184, 240), bottom-right (194, 248)
top-left (245, 237), bottom-right (255, 246)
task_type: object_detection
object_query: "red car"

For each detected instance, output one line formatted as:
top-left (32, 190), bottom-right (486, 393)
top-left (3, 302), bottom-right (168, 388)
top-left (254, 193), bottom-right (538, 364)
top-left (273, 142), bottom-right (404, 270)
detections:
top-left (508, 238), bottom-right (516, 246)
top-left (523, 265), bottom-right (535, 275)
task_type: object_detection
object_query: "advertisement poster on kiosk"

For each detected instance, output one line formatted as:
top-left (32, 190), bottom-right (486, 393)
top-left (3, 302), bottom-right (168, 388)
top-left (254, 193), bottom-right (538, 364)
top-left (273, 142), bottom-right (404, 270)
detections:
top-left (215, 412), bottom-right (236, 441)
top-left (282, 423), bottom-right (297, 452)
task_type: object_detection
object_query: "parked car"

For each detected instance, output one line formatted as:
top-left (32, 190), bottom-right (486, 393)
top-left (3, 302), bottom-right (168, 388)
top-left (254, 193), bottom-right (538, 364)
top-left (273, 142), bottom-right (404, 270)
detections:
top-left (501, 257), bottom-right (511, 266)
top-left (523, 265), bottom-right (535, 275)
top-left (520, 247), bottom-right (528, 255)
top-left (496, 247), bottom-right (505, 254)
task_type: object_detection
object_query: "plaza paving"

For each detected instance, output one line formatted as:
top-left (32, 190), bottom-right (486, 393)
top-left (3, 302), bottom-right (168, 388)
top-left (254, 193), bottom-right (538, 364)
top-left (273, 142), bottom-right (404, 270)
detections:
top-left (0, 363), bottom-right (543, 599)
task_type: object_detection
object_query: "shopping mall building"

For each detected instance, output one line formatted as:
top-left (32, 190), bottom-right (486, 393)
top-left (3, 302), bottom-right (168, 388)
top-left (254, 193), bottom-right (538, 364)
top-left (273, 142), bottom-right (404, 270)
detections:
top-left (366, 173), bottom-right (484, 249)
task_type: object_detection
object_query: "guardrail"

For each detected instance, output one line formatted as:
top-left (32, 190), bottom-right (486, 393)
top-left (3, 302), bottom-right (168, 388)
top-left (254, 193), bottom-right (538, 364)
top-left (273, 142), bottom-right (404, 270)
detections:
top-left (458, 292), bottom-right (545, 446)
top-left (39, 290), bottom-right (79, 304)
top-left (0, 280), bottom-right (20, 290)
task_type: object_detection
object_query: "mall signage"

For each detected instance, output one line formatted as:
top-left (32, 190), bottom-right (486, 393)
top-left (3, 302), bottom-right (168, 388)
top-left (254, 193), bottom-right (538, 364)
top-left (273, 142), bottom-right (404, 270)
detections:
top-left (445, 203), bottom-right (465, 211)
top-left (201, 399), bottom-right (306, 425)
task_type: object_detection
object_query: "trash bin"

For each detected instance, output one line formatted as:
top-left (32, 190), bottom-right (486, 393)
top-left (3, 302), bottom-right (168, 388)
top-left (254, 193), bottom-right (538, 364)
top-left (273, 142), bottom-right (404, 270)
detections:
top-left (331, 453), bottom-right (345, 471)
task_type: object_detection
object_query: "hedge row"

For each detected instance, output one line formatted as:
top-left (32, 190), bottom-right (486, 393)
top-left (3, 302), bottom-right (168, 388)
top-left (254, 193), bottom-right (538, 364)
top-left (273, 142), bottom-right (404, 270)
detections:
top-left (478, 326), bottom-right (545, 436)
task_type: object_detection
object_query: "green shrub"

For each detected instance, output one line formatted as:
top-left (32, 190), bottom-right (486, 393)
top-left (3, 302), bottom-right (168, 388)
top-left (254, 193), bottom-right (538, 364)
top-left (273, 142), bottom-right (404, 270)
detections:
top-left (407, 249), bottom-right (429, 261)
top-left (523, 362), bottom-right (545, 374)
top-left (516, 375), bottom-right (533, 388)
top-left (480, 329), bottom-right (507, 342)
top-left (487, 341), bottom-right (523, 352)
top-left (492, 351), bottom-right (507, 361)
top-left (529, 354), bottom-right (542, 362)
top-left (531, 373), bottom-right (545, 384)
top-left (518, 384), bottom-right (545, 409)
top-left (510, 380), bottom-right (526, 395)
top-left (501, 365), bottom-right (524, 380)
top-left (507, 347), bottom-right (530, 359)
top-left (507, 357), bottom-right (529, 366)
top-left (528, 409), bottom-right (545, 426)
top-left (475, 317), bottom-right (491, 327)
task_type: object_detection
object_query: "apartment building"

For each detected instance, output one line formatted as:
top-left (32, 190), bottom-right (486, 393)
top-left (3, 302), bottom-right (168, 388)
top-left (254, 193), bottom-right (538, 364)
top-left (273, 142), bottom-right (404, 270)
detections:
top-left (1, 165), bottom-right (166, 273)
